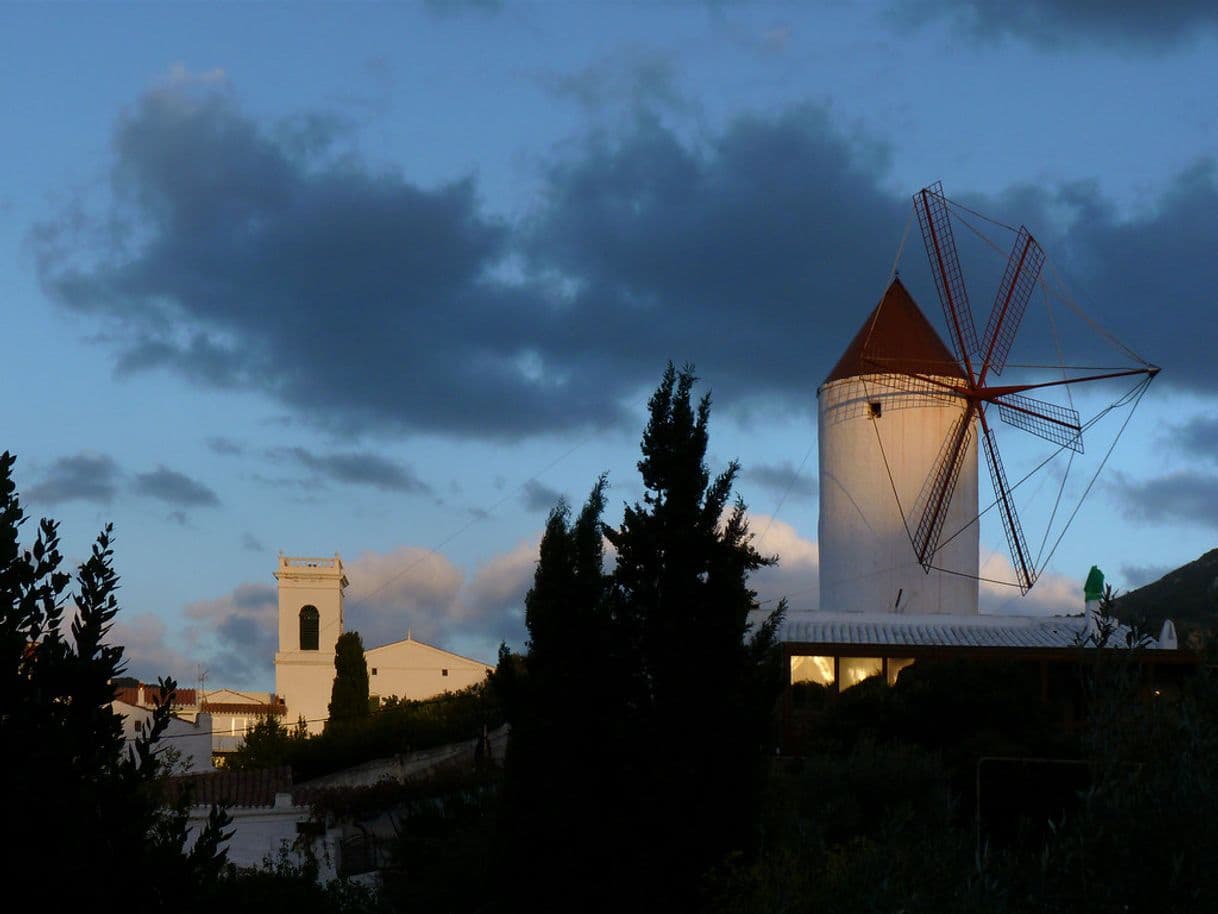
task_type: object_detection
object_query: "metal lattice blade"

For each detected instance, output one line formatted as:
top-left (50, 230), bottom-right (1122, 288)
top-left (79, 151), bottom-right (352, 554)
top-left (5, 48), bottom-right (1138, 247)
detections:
top-left (994, 392), bottom-right (1083, 453)
top-left (914, 183), bottom-right (979, 375)
top-left (980, 417), bottom-right (1035, 594)
top-left (980, 227), bottom-right (1045, 379)
top-left (911, 407), bottom-right (974, 570)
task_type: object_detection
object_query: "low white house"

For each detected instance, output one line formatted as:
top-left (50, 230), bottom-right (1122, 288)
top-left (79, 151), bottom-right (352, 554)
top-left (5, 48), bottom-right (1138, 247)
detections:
top-left (114, 699), bottom-right (214, 774)
top-left (174, 766), bottom-right (338, 879)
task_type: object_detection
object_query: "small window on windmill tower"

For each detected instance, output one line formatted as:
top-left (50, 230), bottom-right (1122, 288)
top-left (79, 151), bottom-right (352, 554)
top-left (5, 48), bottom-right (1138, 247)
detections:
top-left (868, 401), bottom-right (882, 419)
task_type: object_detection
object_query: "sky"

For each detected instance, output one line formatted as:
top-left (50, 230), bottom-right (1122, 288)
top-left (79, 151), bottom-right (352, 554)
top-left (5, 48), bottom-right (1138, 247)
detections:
top-left (2, 1), bottom-right (1216, 691)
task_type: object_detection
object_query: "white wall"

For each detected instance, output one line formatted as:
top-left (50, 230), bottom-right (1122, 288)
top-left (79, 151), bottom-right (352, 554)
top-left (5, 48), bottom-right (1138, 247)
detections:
top-left (366, 638), bottom-right (491, 703)
top-left (187, 795), bottom-right (338, 880)
top-left (818, 375), bottom-right (979, 615)
top-left (115, 701), bottom-right (215, 773)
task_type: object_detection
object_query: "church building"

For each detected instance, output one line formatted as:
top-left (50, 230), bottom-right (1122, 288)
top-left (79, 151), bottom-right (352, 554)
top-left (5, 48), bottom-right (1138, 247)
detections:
top-left (273, 554), bottom-right (492, 733)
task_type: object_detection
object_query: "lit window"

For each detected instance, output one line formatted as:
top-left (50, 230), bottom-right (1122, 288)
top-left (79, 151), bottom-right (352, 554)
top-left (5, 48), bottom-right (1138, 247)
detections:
top-left (790, 656), bottom-right (834, 686)
top-left (887, 657), bottom-right (914, 685)
top-left (839, 657), bottom-right (882, 689)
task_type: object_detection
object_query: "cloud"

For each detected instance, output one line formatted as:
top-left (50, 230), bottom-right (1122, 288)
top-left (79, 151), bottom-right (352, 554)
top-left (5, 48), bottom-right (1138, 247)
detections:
top-left (343, 547), bottom-right (466, 648)
top-left (241, 532), bottom-right (265, 553)
top-left (533, 49), bottom-right (694, 116)
top-left (279, 448), bottom-right (431, 494)
top-left (34, 81), bottom-right (620, 441)
top-left (749, 515), bottom-right (820, 611)
top-left (423, 0), bottom-right (501, 18)
top-left (111, 612), bottom-right (202, 685)
top-left (979, 549), bottom-right (1081, 616)
top-left (744, 460), bottom-right (817, 502)
top-left (1119, 562), bottom-right (1173, 590)
top-left (1110, 470), bottom-right (1218, 529)
top-left (33, 81), bottom-right (1212, 445)
top-left (206, 436), bottom-right (245, 457)
top-left (893, 0), bottom-right (1218, 50)
top-left (25, 453), bottom-right (121, 505)
top-left (463, 538), bottom-right (538, 640)
top-left (520, 478), bottom-right (563, 513)
top-left (1172, 413), bottom-right (1218, 461)
top-left (183, 582), bottom-right (279, 686)
top-left (132, 466), bottom-right (220, 507)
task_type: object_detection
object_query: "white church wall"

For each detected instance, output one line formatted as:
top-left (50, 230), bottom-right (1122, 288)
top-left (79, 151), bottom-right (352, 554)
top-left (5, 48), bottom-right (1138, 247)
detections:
top-left (366, 637), bottom-right (491, 703)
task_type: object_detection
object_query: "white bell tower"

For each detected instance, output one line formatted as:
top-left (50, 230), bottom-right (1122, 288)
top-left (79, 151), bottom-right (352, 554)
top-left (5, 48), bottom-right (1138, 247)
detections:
top-left (273, 553), bottom-right (347, 733)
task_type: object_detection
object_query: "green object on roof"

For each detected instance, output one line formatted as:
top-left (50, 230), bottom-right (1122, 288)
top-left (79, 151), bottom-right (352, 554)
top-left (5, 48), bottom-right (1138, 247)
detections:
top-left (1084, 565), bottom-right (1105, 602)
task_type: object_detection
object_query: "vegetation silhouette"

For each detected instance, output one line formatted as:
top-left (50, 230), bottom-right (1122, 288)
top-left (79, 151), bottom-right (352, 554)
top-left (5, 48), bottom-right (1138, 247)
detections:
top-left (495, 363), bottom-right (786, 912)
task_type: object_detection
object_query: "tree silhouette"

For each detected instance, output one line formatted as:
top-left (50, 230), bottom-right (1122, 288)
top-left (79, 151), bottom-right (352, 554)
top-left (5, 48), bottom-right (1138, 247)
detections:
top-left (497, 364), bottom-right (785, 912)
top-left (0, 451), bottom-right (231, 906)
top-left (327, 630), bottom-right (370, 732)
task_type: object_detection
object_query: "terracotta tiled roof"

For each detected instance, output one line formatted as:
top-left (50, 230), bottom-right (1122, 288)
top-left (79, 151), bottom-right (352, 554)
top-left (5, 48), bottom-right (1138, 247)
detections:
top-left (166, 766), bottom-right (294, 808)
top-left (824, 277), bottom-right (965, 385)
top-left (114, 685), bottom-right (198, 707)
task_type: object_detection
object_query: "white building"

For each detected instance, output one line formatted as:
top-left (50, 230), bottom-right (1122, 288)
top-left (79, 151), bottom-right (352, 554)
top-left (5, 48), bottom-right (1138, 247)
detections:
top-left (817, 276), bottom-right (979, 616)
top-left (273, 553), bottom-right (493, 734)
top-left (778, 277), bottom-right (1184, 746)
top-left (114, 699), bottom-right (214, 774)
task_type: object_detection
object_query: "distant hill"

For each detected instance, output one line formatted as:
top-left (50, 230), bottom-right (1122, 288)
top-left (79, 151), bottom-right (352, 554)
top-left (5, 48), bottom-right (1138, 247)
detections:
top-left (1114, 548), bottom-right (1218, 640)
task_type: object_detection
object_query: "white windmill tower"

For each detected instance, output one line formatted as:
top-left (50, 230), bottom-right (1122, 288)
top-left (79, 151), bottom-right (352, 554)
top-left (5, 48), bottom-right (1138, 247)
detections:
top-left (818, 183), bottom-right (1158, 615)
top-left (818, 273), bottom-right (980, 614)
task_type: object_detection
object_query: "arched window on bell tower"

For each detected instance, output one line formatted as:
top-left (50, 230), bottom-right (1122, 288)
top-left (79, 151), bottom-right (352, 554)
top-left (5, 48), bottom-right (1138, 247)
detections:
top-left (299, 605), bottom-right (320, 651)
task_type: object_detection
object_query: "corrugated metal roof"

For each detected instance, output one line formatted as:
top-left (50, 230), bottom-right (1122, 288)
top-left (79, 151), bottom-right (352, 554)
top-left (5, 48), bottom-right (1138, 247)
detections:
top-left (823, 277), bottom-right (965, 385)
top-left (779, 611), bottom-right (1143, 650)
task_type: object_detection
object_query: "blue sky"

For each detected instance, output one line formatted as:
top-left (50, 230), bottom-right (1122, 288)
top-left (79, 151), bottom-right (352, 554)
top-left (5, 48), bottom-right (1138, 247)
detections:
top-left (3, 1), bottom-right (1216, 690)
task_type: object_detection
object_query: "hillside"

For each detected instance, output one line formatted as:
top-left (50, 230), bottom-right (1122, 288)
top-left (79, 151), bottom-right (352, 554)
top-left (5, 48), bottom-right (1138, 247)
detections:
top-left (1115, 548), bottom-right (1218, 641)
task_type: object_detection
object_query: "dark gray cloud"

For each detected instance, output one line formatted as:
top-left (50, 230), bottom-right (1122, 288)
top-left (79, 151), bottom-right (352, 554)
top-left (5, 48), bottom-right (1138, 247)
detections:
top-left (520, 478), bottom-right (563, 513)
top-left (25, 453), bottom-right (121, 505)
top-left (132, 466), bottom-right (221, 507)
top-left (423, 0), bottom-right (501, 18)
top-left (744, 460), bottom-right (817, 502)
top-left (280, 447), bottom-right (431, 494)
top-left (1173, 414), bottom-right (1218, 461)
top-left (894, 0), bottom-right (1218, 50)
top-left (206, 436), bottom-right (245, 457)
top-left (33, 83), bottom-right (1210, 444)
top-left (35, 85), bottom-right (618, 441)
top-left (185, 582), bottom-right (278, 686)
top-left (534, 50), bottom-right (694, 115)
top-left (1120, 562), bottom-right (1173, 589)
top-left (1113, 470), bottom-right (1218, 529)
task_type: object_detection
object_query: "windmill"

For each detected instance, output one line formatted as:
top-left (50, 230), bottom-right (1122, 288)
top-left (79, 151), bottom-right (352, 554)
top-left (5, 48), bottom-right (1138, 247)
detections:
top-left (817, 183), bottom-right (1157, 614)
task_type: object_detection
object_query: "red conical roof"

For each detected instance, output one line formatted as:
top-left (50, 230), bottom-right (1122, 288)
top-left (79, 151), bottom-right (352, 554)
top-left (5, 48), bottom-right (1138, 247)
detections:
top-left (824, 277), bottom-right (965, 385)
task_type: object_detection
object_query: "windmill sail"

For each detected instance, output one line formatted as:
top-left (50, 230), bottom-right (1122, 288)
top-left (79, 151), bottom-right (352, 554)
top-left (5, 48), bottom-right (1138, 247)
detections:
top-left (915, 182), bottom-right (979, 374)
top-left (980, 227), bottom-right (1045, 380)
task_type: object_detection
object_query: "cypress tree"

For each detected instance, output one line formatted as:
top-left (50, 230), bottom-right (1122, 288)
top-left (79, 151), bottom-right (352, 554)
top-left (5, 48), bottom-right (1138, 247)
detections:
top-left (327, 630), bottom-right (370, 732)
top-left (497, 364), bottom-right (785, 912)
